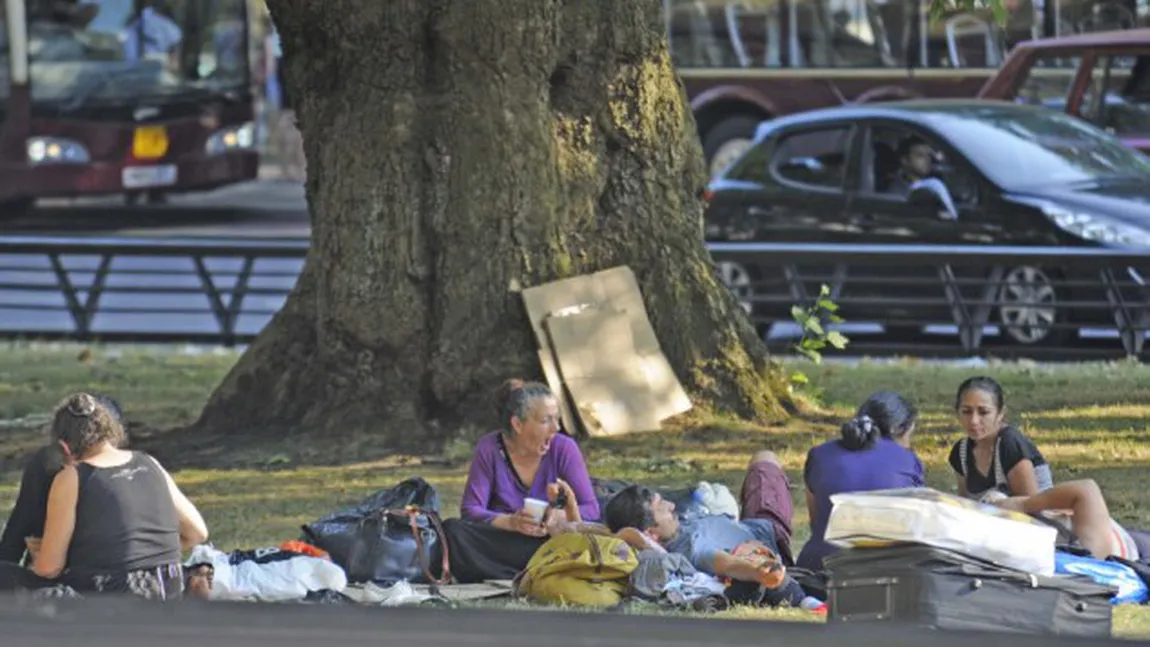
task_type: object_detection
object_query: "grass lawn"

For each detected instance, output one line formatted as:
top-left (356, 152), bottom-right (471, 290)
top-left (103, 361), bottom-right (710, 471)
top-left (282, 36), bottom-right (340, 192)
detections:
top-left (0, 344), bottom-right (1148, 636)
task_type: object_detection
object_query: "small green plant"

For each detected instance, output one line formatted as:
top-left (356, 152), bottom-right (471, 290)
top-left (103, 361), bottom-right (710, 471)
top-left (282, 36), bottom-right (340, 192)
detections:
top-left (789, 284), bottom-right (849, 388)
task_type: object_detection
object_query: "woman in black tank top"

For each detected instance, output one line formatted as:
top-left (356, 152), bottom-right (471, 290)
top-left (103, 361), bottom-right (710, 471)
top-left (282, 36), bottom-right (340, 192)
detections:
top-left (28, 393), bottom-right (209, 600)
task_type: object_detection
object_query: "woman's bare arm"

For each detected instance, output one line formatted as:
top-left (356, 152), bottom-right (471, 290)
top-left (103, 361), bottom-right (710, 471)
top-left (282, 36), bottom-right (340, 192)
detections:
top-left (32, 466), bottom-right (79, 579)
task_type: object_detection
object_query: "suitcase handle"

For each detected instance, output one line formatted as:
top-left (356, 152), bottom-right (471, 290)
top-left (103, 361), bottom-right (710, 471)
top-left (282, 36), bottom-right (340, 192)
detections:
top-left (937, 564), bottom-right (1040, 587)
top-left (937, 564), bottom-right (1117, 596)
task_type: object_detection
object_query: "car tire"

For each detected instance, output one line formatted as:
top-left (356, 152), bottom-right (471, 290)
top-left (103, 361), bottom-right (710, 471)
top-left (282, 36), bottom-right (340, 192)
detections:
top-left (997, 265), bottom-right (1072, 346)
top-left (703, 115), bottom-right (765, 179)
top-left (716, 259), bottom-right (770, 337)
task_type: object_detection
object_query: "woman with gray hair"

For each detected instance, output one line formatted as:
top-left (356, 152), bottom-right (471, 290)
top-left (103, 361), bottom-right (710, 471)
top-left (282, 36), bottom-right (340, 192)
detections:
top-left (460, 379), bottom-right (600, 535)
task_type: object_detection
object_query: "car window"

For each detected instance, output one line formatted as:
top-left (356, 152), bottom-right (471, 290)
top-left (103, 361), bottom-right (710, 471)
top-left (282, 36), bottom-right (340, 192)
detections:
top-left (1083, 54), bottom-right (1150, 137)
top-left (724, 141), bottom-right (772, 184)
top-left (865, 126), bottom-right (978, 207)
top-left (769, 126), bottom-right (851, 190)
top-left (1012, 54), bottom-right (1083, 113)
top-left (933, 106), bottom-right (1150, 190)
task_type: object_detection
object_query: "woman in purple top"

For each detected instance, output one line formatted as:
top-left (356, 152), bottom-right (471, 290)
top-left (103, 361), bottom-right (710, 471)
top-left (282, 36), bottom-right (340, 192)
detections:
top-left (798, 391), bottom-right (925, 571)
top-left (461, 379), bottom-right (600, 534)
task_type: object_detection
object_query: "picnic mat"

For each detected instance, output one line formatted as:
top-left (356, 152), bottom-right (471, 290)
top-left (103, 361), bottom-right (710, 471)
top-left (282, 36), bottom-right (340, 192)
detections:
top-left (342, 580), bottom-right (514, 606)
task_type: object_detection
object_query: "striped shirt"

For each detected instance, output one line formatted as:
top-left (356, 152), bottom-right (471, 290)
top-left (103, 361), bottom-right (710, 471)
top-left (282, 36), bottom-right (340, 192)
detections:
top-left (1110, 519), bottom-right (1141, 561)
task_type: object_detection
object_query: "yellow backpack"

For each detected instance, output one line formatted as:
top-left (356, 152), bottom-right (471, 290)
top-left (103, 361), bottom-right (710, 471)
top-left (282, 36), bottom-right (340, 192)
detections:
top-left (514, 533), bottom-right (639, 607)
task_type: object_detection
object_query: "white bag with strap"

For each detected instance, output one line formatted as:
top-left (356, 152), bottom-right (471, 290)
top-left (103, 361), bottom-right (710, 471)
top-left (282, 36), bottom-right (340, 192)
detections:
top-left (824, 487), bottom-right (1057, 575)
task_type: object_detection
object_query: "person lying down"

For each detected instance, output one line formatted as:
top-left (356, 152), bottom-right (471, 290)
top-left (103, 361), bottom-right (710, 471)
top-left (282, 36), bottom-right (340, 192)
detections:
top-left (543, 478), bottom-right (822, 610)
top-left (986, 479), bottom-right (1150, 562)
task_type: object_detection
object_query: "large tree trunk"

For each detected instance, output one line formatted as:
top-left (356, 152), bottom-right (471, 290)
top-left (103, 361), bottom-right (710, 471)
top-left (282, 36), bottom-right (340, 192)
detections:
top-left (193, 0), bottom-right (792, 452)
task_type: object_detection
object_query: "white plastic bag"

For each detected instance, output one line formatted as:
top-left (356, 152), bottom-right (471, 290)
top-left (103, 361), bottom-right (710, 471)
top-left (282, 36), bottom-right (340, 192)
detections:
top-left (694, 481), bottom-right (740, 519)
top-left (824, 487), bottom-right (1057, 576)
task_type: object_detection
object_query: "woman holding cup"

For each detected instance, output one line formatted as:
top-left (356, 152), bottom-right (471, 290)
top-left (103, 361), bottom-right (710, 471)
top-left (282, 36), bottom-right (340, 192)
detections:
top-left (461, 379), bottom-right (600, 536)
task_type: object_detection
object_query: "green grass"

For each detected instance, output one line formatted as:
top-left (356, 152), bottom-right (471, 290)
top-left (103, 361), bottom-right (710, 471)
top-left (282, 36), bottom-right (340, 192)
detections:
top-left (0, 344), bottom-right (1148, 636)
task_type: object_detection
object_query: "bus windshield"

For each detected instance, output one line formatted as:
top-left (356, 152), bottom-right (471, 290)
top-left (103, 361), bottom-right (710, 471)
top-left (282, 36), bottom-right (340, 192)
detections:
top-left (27, 0), bottom-right (248, 106)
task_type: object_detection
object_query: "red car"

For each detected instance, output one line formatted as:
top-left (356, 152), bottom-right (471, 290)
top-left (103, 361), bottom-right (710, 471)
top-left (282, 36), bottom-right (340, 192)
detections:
top-left (978, 29), bottom-right (1150, 154)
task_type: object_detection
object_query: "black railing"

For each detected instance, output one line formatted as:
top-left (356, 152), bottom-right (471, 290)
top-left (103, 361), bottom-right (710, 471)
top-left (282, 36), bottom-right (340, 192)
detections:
top-left (708, 243), bottom-right (1150, 358)
top-left (0, 236), bottom-right (1147, 358)
top-left (0, 235), bottom-right (308, 346)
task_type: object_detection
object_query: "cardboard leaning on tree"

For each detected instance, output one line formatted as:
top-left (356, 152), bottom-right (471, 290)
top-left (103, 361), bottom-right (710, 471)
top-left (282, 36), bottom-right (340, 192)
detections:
top-left (824, 487), bottom-right (1058, 576)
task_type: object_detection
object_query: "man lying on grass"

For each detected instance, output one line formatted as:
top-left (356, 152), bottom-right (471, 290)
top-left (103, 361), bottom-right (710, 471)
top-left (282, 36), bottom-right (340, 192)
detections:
top-left (598, 483), bottom-right (818, 609)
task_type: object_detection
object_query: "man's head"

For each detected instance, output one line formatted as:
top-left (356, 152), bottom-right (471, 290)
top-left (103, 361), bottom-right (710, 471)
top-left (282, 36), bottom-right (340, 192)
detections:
top-left (897, 136), bottom-right (934, 180)
top-left (604, 485), bottom-right (679, 542)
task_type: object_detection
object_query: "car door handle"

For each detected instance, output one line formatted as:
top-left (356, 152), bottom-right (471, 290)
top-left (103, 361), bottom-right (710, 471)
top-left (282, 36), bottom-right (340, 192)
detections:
top-left (850, 213), bottom-right (878, 226)
top-left (748, 206), bottom-right (771, 218)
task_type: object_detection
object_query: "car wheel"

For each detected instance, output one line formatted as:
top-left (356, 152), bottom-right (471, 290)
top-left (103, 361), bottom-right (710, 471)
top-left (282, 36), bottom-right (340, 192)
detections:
top-left (997, 265), bottom-right (1067, 346)
top-left (717, 260), bottom-right (754, 316)
top-left (717, 260), bottom-right (772, 338)
top-left (703, 115), bottom-right (764, 179)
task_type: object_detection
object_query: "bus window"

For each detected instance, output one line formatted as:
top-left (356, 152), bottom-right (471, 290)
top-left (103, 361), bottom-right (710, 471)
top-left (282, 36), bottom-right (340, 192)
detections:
top-left (27, 0), bottom-right (248, 105)
top-left (196, 0), bottom-right (247, 86)
top-left (666, 0), bottom-right (899, 68)
top-left (793, 0), bottom-right (896, 68)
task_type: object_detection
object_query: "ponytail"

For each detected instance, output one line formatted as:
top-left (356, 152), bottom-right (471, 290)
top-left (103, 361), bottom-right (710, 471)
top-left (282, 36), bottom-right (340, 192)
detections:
top-left (839, 414), bottom-right (880, 451)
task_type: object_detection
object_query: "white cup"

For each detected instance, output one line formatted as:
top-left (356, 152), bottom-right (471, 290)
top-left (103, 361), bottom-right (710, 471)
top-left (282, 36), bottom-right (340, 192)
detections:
top-left (523, 498), bottom-right (548, 523)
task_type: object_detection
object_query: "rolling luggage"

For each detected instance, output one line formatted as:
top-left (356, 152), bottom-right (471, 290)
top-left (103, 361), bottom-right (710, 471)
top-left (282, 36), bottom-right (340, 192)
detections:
top-left (824, 545), bottom-right (1115, 637)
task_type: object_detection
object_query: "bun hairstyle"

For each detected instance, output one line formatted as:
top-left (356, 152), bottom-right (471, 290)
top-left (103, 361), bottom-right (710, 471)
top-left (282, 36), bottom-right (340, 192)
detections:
top-left (839, 414), bottom-right (880, 451)
top-left (49, 392), bottom-right (127, 462)
top-left (493, 378), bottom-right (554, 436)
top-left (838, 391), bottom-right (919, 452)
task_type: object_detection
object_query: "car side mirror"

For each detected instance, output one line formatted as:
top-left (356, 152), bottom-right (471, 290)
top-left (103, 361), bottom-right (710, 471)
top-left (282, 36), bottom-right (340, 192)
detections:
top-left (907, 177), bottom-right (958, 221)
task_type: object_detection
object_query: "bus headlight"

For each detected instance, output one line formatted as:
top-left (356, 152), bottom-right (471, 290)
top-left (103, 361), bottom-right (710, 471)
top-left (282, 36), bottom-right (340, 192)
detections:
top-left (205, 122), bottom-right (256, 156)
top-left (27, 137), bottom-right (90, 165)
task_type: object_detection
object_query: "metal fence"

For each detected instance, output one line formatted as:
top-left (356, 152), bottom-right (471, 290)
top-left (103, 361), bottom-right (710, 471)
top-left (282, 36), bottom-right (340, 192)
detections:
top-left (0, 235), bottom-right (1147, 359)
top-left (0, 235), bottom-right (307, 346)
top-left (710, 242), bottom-right (1150, 360)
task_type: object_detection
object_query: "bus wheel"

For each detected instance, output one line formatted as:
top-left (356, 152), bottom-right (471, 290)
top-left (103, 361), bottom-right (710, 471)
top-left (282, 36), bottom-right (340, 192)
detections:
top-left (703, 115), bottom-right (764, 178)
top-left (0, 198), bottom-right (35, 220)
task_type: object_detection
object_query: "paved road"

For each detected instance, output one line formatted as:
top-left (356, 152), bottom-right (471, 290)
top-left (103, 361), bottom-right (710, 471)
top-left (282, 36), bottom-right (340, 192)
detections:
top-left (2, 177), bottom-right (310, 239)
top-left (0, 595), bottom-right (1121, 647)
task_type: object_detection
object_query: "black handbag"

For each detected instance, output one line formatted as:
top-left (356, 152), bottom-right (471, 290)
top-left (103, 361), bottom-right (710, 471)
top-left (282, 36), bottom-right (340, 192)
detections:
top-left (300, 477), bottom-right (450, 586)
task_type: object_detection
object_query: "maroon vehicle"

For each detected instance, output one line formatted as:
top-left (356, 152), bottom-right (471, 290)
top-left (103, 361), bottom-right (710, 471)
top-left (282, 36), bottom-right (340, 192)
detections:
top-left (668, 0), bottom-right (1147, 177)
top-left (978, 28), bottom-right (1150, 153)
top-left (0, 0), bottom-right (258, 217)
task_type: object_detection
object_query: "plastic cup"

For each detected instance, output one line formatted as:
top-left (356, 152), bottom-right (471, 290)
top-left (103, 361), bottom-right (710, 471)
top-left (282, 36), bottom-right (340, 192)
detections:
top-left (523, 498), bottom-right (548, 523)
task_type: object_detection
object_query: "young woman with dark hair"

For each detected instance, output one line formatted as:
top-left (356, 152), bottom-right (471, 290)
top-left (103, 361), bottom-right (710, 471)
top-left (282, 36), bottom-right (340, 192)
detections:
top-left (797, 391), bottom-right (926, 571)
top-left (948, 376), bottom-right (1053, 501)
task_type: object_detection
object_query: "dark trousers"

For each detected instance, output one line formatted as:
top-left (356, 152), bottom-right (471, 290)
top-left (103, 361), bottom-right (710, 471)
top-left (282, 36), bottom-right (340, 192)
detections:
top-left (431, 518), bottom-right (546, 584)
top-left (0, 446), bottom-right (59, 564)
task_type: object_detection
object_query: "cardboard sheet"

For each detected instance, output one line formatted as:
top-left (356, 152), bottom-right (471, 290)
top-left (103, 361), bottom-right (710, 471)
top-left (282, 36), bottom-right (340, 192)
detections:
top-left (520, 266), bottom-right (692, 437)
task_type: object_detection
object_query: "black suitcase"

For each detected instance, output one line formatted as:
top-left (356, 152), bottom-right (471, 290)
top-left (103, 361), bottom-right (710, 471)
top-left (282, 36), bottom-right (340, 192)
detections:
top-left (823, 544), bottom-right (1116, 637)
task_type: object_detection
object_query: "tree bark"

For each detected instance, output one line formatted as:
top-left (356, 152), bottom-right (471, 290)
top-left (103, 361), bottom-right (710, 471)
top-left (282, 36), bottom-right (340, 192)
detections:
top-left (193, 0), bottom-right (793, 451)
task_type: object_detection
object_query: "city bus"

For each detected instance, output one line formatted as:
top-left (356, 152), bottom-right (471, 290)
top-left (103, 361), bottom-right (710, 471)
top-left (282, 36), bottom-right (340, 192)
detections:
top-left (0, 0), bottom-right (258, 217)
top-left (671, 0), bottom-right (1145, 176)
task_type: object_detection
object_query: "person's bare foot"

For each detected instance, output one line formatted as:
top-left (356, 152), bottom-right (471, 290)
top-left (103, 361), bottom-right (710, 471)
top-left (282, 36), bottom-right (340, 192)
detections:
top-left (185, 564), bottom-right (213, 600)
